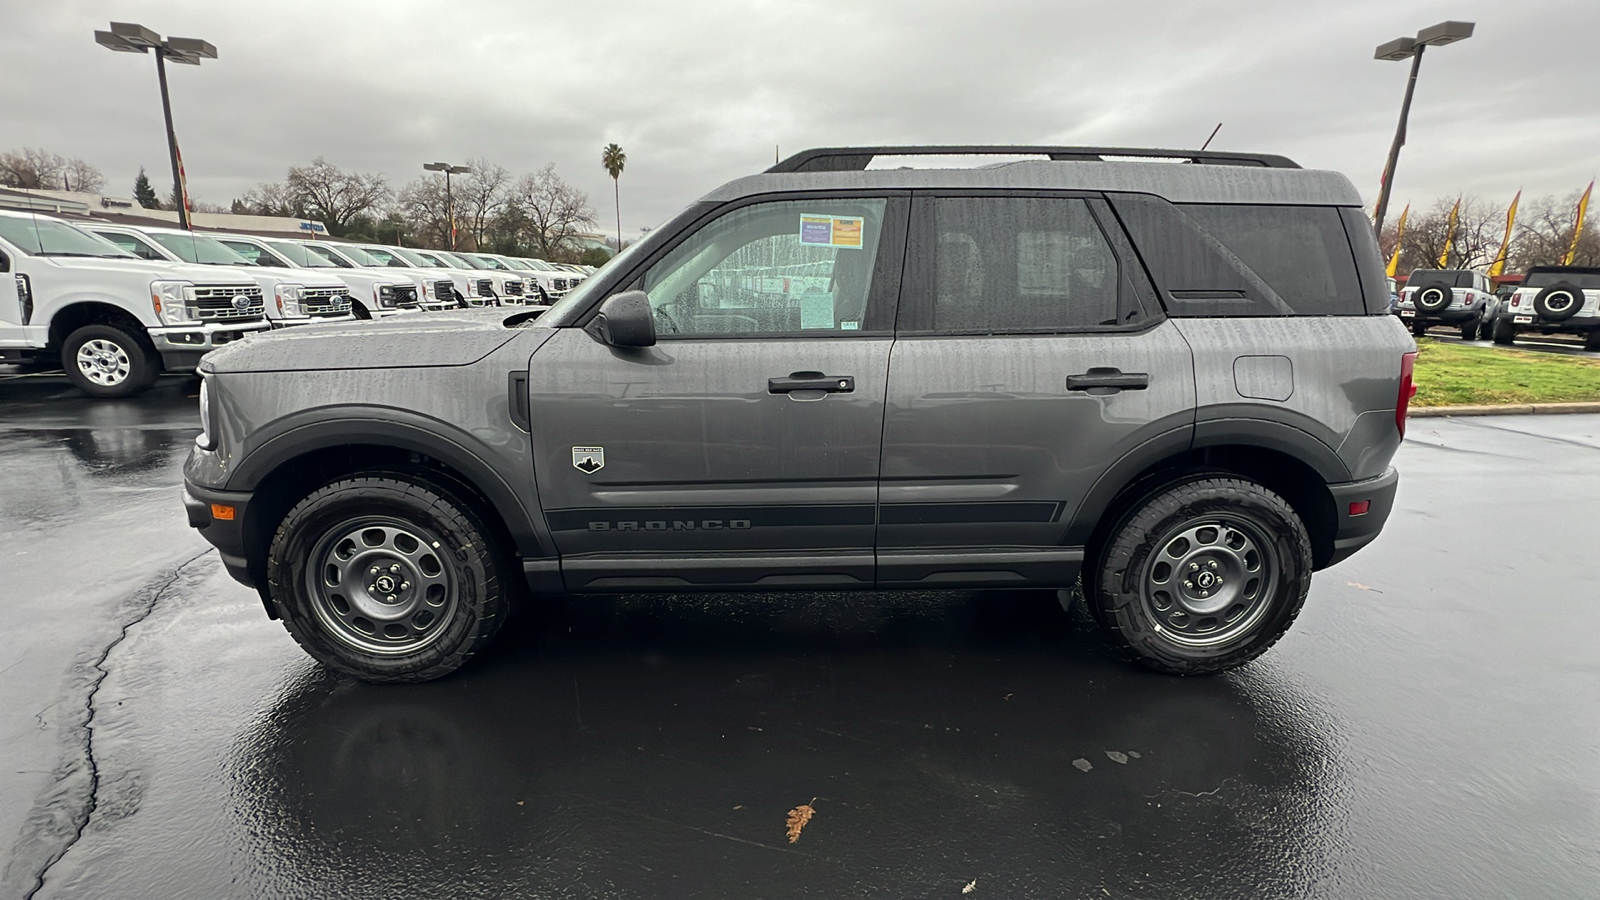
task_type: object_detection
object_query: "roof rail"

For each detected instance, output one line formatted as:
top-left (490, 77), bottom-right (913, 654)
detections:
top-left (767, 146), bottom-right (1301, 174)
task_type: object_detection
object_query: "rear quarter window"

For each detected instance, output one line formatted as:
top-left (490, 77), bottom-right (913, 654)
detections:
top-left (1109, 194), bottom-right (1370, 317)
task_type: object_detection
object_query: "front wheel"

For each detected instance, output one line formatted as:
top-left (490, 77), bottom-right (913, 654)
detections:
top-left (1411, 319), bottom-right (1428, 337)
top-left (1492, 316), bottom-right (1516, 345)
top-left (1585, 330), bottom-right (1600, 352)
top-left (267, 472), bottom-right (509, 683)
top-left (1084, 475), bottom-right (1313, 675)
top-left (60, 323), bottom-right (159, 398)
top-left (1460, 318), bottom-right (1479, 341)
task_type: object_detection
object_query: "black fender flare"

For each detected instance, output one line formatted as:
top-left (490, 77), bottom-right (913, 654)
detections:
top-left (226, 409), bottom-right (551, 559)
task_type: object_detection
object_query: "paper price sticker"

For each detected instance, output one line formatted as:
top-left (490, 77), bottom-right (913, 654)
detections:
top-left (799, 215), bottom-right (865, 249)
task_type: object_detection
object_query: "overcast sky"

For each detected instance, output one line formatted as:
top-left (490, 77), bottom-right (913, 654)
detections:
top-left (4, 0), bottom-right (1597, 234)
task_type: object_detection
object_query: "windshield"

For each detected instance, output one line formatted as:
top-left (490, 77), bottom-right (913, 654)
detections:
top-left (440, 251), bottom-right (486, 269)
top-left (0, 215), bottom-right (137, 258)
top-left (293, 243), bottom-right (356, 268)
top-left (498, 257), bottom-right (533, 271)
top-left (151, 232), bottom-right (252, 265)
top-left (414, 251), bottom-right (449, 267)
top-left (354, 246), bottom-right (412, 268)
top-left (467, 254), bottom-right (510, 270)
top-left (388, 247), bottom-right (435, 267)
top-left (266, 240), bottom-right (338, 268)
top-left (522, 258), bottom-right (556, 270)
top-left (1407, 270), bottom-right (1476, 289)
top-left (1524, 269), bottom-right (1600, 289)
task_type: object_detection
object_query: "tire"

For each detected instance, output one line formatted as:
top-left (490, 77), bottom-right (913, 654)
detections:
top-left (351, 301), bottom-right (373, 320)
top-left (1585, 330), bottom-right (1600, 353)
top-left (1477, 315), bottom-right (1496, 341)
top-left (1492, 315), bottom-right (1516, 345)
top-left (60, 323), bottom-right (159, 398)
top-left (1414, 281), bottom-right (1453, 314)
top-left (1083, 474), bottom-right (1313, 675)
top-left (266, 471), bottom-right (509, 683)
top-left (1411, 318), bottom-right (1428, 337)
top-left (1533, 283), bottom-right (1585, 322)
top-left (1460, 318), bottom-right (1479, 341)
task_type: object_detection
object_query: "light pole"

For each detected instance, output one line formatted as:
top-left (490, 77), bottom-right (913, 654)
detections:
top-left (94, 22), bottom-right (216, 231)
top-left (1371, 20), bottom-right (1474, 234)
top-left (423, 162), bottom-right (472, 249)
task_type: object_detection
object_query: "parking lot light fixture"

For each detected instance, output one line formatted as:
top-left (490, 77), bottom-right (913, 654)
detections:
top-left (423, 162), bottom-right (472, 249)
top-left (94, 22), bottom-right (216, 230)
top-left (1371, 21), bottom-right (1475, 234)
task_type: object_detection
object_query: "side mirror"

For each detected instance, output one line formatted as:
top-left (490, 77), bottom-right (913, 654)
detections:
top-left (590, 290), bottom-right (656, 347)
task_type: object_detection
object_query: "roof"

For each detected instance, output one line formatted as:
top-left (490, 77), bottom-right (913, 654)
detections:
top-left (703, 150), bottom-right (1362, 207)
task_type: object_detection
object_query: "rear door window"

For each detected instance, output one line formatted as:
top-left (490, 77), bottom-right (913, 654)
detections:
top-left (1109, 194), bottom-right (1367, 316)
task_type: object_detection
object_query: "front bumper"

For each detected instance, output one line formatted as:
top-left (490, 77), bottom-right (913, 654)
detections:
top-left (1324, 467), bottom-right (1400, 568)
top-left (150, 321), bottom-right (270, 370)
top-left (183, 481), bottom-right (256, 588)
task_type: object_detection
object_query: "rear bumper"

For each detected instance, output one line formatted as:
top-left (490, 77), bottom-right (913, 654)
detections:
top-left (1508, 313), bottom-right (1600, 332)
top-left (1324, 467), bottom-right (1399, 568)
top-left (1398, 306), bottom-right (1478, 325)
top-left (182, 481), bottom-right (256, 588)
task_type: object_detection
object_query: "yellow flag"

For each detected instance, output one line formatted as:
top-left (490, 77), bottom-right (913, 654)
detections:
top-left (1436, 197), bottom-right (1461, 268)
top-left (1563, 180), bottom-right (1593, 266)
top-left (1488, 191), bottom-right (1520, 278)
top-left (1386, 204), bottom-right (1409, 278)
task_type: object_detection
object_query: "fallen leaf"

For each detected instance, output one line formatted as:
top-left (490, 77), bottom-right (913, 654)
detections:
top-left (515, 801), bottom-right (524, 806)
top-left (1346, 581), bottom-right (1384, 593)
top-left (1072, 758), bottom-right (1093, 772)
top-left (1106, 751), bottom-right (1129, 764)
top-left (786, 798), bottom-right (817, 844)
top-left (962, 877), bottom-right (978, 893)
top-left (1128, 751), bottom-right (1141, 759)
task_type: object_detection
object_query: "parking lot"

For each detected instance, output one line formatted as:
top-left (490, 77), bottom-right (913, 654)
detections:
top-left (0, 374), bottom-right (1593, 899)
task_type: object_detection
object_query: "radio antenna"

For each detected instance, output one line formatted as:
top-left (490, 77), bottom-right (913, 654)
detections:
top-left (1199, 123), bottom-right (1223, 152)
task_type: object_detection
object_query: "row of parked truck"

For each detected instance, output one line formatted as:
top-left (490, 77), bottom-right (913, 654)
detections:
top-left (0, 208), bottom-right (591, 397)
top-left (1394, 264), bottom-right (1600, 349)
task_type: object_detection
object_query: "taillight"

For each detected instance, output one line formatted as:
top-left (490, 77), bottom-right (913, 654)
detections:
top-left (1511, 295), bottom-right (1522, 308)
top-left (1397, 351), bottom-right (1418, 438)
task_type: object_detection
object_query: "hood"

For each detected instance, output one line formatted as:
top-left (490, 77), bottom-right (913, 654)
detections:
top-left (36, 255), bottom-right (256, 285)
top-left (201, 308), bottom-right (530, 373)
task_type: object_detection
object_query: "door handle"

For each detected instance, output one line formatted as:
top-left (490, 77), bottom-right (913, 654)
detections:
top-left (1066, 367), bottom-right (1149, 393)
top-left (769, 371), bottom-right (855, 394)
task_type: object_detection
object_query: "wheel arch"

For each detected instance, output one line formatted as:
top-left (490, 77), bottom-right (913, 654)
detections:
top-left (48, 301), bottom-right (154, 351)
top-left (1067, 426), bottom-right (1344, 570)
top-left (230, 416), bottom-right (546, 595)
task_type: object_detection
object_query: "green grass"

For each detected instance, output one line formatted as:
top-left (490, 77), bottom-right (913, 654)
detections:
top-left (1411, 338), bottom-right (1600, 407)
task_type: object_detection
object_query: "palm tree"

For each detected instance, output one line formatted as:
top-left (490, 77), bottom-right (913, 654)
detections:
top-left (602, 143), bottom-right (626, 256)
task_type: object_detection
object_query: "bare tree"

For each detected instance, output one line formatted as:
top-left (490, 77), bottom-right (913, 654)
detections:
top-left (233, 181), bottom-right (301, 217)
top-left (454, 158), bottom-right (512, 248)
top-left (283, 157), bottom-right (391, 237)
top-left (1510, 190), bottom-right (1599, 270)
top-left (510, 164), bottom-right (597, 259)
top-left (1381, 195), bottom-right (1508, 275)
top-left (395, 176), bottom-right (452, 248)
top-left (61, 157), bottom-right (106, 193)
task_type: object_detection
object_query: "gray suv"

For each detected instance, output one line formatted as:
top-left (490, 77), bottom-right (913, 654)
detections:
top-left (182, 146), bottom-right (1415, 683)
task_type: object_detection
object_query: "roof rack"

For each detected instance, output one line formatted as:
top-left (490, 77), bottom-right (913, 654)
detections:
top-left (767, 145), bottom-right (1300, 174)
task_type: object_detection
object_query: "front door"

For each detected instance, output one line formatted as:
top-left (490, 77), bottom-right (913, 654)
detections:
top-left (526, 194), bottom-right (909, 591)
top-left (877, 194), bottom-right (1196, 587)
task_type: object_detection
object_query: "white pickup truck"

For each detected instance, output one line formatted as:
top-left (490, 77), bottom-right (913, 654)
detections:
top-left (84, 224), bottom-right (355, 328)
top-left (0, 210), bottom-right (267, 398)
top-left (212, 234), bottom-right (419, 320)
top-left (432, 250), bottom-right (533, 305)
top-left (318, 243), bottom-right (472, 311)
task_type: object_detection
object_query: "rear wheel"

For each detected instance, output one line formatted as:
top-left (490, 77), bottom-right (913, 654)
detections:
top-left (1411, 319), bottom-right (1428, 337)
top-left (1084, 474), bottom-right (1312, 675)
top-left (60, 323), bottom-right (159, 398)
top-left (267, 471), bottom-right (509, 683)
top-left (1585, 330), bottom-right (1600, 352)
top-left (1460, 317), bottom-right (1479, 341)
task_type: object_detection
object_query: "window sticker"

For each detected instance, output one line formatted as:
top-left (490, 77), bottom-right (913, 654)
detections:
top-left (799, 215), bottom-right (865, 249)
top-left (840, 320), bottom-right (860, 330)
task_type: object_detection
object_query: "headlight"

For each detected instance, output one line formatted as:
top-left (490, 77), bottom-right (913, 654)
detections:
top-left (275, 283), bottom-right (303, 317)
top-left (375, 284), bottom-right (395, 308)
top-left (150, 280), bottom-right (196, 325)
top-left (195, 376), bottom-right (217, 450)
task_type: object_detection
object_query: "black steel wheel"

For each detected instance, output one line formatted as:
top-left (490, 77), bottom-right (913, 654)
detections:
top-left (267, 471), bottom-right (509, 683)
top-left (1084, 474), bottom-right (1313, 675)
top-left (60, 323), bottom-right (159, 398)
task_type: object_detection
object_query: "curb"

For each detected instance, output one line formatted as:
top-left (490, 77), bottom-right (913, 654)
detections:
top-left (1410, 401), bottom-right (1600, 418)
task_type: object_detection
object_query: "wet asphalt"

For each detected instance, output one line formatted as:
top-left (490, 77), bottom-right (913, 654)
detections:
top-left (0, 374), bottom-right (1595, 899)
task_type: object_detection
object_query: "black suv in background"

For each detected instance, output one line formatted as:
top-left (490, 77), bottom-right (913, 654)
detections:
top-left (182, 146), bottom-right (1415, 683)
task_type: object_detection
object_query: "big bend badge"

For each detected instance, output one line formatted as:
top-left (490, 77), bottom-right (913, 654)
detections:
top-left (572, 447), bottom-right (605, 474)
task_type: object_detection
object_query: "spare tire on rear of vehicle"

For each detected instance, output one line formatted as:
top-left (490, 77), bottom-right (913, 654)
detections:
top-left (1414, 281), bottom-right (1454, 314)
top-left (1533, 283), bottom-right (1586, 322)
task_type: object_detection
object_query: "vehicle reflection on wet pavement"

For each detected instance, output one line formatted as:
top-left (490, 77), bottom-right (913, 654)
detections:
top-left (2, 375), bottom-right (1595, 899)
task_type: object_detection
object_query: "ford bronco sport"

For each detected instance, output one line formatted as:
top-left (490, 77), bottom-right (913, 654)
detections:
top-left (182, 146), bottom-right (1414, 683)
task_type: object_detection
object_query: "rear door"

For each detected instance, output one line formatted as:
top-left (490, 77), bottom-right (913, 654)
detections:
top-left (877, 193), bottom-right (1195, 587)
top-left (526, 193), bottom-right (909, 591)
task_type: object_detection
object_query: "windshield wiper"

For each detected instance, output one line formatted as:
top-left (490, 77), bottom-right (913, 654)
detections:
top-left (37, 251), bottom-right (110, 258)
